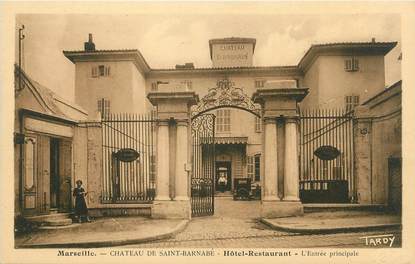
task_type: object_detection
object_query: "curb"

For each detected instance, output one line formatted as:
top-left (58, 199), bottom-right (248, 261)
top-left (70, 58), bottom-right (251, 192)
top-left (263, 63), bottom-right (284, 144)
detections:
top-left (18, 220), bottom-right (189, 248)
top-left (260, 218), bottom-right (402, 234)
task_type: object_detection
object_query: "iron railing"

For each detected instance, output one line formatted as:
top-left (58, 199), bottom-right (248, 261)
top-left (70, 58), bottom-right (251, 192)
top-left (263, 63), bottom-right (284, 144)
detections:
top-left (299, 108), bottom-right (355, 203)
top-left (101, 112), bottom-right (156, 203)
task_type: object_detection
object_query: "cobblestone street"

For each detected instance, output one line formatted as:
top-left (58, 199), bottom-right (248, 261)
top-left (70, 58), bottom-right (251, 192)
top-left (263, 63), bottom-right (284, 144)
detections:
top-left (122, 197), bottom-right (402, 248)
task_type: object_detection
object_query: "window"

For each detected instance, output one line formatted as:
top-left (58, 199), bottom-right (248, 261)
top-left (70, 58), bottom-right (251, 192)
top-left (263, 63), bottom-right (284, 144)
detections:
top-left (345, 95), bottom-right (360, 111)
top-left (248, 155), bottom-right (261, 181)
top-left (92, 65), bottom-right (110, 77)
top-left (255, 80), bottom-right (266, 88)
top-left (181, 80), bottom-right (192, 90)
top-left (97, 98), bottom-right (111, 118)
top-left (216, 109), bottom-right (231, 132)
top-left (344, 58), bottom-right (359, 72)
top-left (151, 82), bottom-right (158, 91)
top-left (247, 156), bottom-right (254, 180)
top-left (255, 116), bottom-right (261, 132)
top-left (254, 155), bottom-right (261, 182)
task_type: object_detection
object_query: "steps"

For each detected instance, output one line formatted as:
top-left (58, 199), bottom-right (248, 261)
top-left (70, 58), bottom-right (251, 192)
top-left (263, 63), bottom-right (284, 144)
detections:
top-left (25, 212), bottom-right (73, 228)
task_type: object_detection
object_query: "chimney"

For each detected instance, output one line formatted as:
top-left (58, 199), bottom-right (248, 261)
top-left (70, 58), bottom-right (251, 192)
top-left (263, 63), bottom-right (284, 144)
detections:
top-left (84, 33), bottom-right (96, 52)
top-left (371, 37), bottom-right (376, 43)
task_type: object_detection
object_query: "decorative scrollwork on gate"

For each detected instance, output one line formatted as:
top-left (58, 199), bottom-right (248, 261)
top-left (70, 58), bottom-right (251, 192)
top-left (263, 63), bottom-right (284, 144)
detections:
top-left (191, 114), bottom-right (215, 138)
top-left (191, 79), bottom-right (261, 118)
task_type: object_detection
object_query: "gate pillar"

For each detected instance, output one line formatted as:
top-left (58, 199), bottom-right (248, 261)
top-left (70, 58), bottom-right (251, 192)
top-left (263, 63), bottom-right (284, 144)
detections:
top-left (283, 117), bottom-right (300, 201)
top-left (147, 92), bottom-right (199, 219)
top-left (263, 117), bottom-right (279, 201)
top-left (253, 88), bottom-right (308, 218)
top-left (156, 120), bottom-right (170, 201)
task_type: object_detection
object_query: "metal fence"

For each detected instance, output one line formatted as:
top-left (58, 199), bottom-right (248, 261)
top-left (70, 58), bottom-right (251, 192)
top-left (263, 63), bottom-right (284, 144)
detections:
top-left (299, 109), bottom-right (355, 203)
top-left (101, 112), bottom-right (156, 203)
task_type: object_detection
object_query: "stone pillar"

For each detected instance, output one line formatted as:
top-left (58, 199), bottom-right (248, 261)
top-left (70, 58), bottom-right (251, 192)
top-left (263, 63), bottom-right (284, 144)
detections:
top-left (252, 88), bottom-right (308, 218)
top-left (283, 117), bottom-right (300, 201)
top-left (147, 92), bottom-right (198, 219)
top-left (156, 120), bottom-right (170, 201)
top-left (353, 106), bottom-right (373, 204)
top-left (263, 117), bottom-right (279, 201)
top-left (175, 120), bottom-right (189, 201)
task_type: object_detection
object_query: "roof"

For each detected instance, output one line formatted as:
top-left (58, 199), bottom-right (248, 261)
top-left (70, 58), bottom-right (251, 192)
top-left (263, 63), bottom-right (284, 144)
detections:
top-left (148, 65), bottom-right (301, 78)
top-left (15, 65), bottom-right (87, 122)
top-left (298, 41), bottom-right (398, 71)
top-left (362, 80), bottom-right (402, 106)
top-left (63, 49), bottom-right (151, 74)
top-left (209, 37), bottom-right (256, 59)
top-left (63, 40), bottom-right (398, 76)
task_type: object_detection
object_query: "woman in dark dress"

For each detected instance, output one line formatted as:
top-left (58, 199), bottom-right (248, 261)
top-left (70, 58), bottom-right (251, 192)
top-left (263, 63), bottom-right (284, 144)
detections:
top-left (73, 180), bottom-right (90, 223)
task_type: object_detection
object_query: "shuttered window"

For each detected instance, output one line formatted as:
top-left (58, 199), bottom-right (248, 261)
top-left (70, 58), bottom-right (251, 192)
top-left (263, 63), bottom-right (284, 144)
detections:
top-left (247, 156), bottom-right (254, 180)
top-left (344, 58), bottom-right (359, 72)
top-left (255, 116), bottom-right (261, 132)
top-left (181, 80), bottom-right (193, 90)
top-left (97, 98), bottom-right (111, 118)
top-left (216, 109), bottom-right (231, 132)
top-left (255, 80), bottom-right (266, 88)
top-left (92, 65), bottom-right (111, 77)
top-left (254, 155), bottom-right (261, 182)
top-left (345, 95), bottom-right (360, 111)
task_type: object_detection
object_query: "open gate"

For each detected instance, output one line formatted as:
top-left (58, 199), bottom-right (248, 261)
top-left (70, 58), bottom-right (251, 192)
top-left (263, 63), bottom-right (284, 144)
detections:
top-left (299, 109), bottom-right (355, 203)
top-left (191, 114), bottom-right (215, 217)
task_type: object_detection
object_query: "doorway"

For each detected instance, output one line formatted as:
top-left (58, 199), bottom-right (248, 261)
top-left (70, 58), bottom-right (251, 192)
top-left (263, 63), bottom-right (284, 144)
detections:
top-left (216, 161), bottom-right (231, 192)
top-left (50, 138), bottom-right (60, 210)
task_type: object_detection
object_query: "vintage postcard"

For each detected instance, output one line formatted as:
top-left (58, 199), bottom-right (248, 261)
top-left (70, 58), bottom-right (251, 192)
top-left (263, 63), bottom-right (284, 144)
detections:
top-left (1, 1), bottom-right (414, 264)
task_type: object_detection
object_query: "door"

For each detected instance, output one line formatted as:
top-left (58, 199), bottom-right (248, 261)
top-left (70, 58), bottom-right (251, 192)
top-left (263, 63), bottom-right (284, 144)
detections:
top-left (216, 161), bottom-right (231, 192)
top-left (388, 157), bottom-right (402, 212)
top-left (58, 139), bottom-right (72, 212)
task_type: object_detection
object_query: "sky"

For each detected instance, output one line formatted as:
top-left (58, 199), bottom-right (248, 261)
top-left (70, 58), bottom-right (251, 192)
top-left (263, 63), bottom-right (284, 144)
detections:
top-left (15, 13), bottom-right (401, 102)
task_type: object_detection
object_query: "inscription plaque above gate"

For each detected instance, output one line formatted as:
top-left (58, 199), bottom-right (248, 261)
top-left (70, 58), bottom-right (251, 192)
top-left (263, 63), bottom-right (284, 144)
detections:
top-left (191, 79), bottom-right (261, 118)
top-left (115, 148), bottom-right (140, 162)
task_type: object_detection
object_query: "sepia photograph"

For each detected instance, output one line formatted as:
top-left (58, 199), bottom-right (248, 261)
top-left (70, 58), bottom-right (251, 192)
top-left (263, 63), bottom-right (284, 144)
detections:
top-left (1, 2), bottom-right (414, 264)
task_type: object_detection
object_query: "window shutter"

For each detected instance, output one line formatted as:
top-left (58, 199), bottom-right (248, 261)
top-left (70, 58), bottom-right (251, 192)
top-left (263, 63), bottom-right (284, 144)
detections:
top-left (247, 156), bottom-right (254, 180)
top-left (255, 116), bottom-right (261, 132)
top-left (254, 155), bottom-right (261, 181)
top-left (353, 58), bottom-right (359, 70)
top-left (92, 67), bottom-right (98, 77)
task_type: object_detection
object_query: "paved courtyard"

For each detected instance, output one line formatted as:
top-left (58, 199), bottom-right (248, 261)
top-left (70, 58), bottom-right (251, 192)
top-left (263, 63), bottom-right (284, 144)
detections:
top-left (122, 197), bottom-right (402, 248)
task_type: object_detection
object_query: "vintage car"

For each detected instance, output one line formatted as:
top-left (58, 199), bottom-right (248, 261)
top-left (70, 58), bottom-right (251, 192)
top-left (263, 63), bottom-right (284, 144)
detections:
top-left (233, 178), bottom-right (252, 200)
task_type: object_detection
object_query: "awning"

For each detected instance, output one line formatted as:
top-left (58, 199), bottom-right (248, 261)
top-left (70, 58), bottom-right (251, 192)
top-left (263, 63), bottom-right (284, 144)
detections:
top-left (214, 137), bottom-right (248, 145)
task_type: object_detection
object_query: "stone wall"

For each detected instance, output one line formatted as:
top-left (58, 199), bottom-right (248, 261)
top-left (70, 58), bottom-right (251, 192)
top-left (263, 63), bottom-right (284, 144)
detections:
top-left (354, 81), bottom-right (401, 206)
top-left (74, 122), bottom-right (103, 209)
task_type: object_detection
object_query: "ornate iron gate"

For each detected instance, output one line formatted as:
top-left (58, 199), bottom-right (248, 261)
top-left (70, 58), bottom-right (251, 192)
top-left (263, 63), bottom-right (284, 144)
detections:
top-left (191, 114), bottom-right (215, 216)
top-left (101, 112), bottom-right (156, 203)
top-left (299, 109), bottom-right (355, 203)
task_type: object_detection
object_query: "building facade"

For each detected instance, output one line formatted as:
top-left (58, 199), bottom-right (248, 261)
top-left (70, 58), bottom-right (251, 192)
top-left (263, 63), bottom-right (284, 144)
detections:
top-left (14, 66), bottom-right (88, 218)
top-left (63, 35), bottom-right (396, 197)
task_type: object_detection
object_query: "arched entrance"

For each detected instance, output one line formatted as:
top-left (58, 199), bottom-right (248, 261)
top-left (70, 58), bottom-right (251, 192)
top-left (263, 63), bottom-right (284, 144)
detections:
top-left (147, 80), bottom-right (308, 220)
top-left (190, 79), bottom-right (261, 217)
